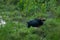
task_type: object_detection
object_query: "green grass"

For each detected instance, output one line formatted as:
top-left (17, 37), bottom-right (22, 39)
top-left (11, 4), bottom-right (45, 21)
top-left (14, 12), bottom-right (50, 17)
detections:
top-left (0, 0), bottom-right (60, 40)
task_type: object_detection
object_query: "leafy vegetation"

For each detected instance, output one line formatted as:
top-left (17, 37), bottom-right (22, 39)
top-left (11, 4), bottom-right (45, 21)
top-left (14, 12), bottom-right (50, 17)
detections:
top-left (0, 0), bottom-right (60, 40)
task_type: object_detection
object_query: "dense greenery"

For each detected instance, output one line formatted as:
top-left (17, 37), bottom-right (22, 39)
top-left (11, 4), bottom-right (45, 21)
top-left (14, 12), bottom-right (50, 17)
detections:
top-left (0, 0), bottom-right (60, 40)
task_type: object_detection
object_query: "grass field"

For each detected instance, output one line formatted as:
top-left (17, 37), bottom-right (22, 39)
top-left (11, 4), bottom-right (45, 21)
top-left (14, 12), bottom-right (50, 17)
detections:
top-left (0, 0), bottom-right (60, 40)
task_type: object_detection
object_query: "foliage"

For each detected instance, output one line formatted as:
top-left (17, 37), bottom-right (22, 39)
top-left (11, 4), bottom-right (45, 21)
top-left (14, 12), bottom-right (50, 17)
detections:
top-left (0, 0), bottom-right (60, 40)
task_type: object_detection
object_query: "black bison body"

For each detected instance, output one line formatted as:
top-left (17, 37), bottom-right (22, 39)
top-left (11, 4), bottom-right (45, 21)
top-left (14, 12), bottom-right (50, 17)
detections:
top-left (27, 18), bottom-right (45, 28)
